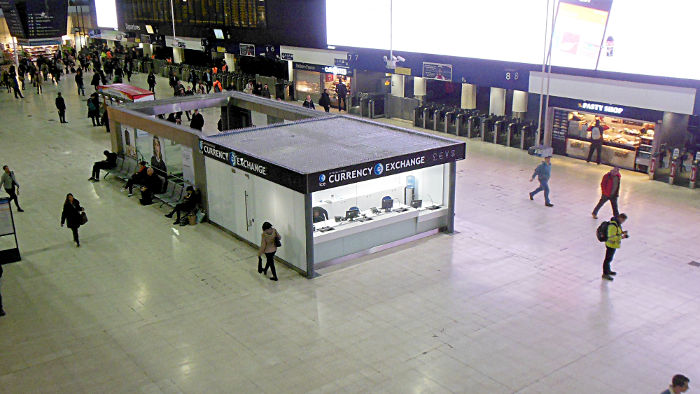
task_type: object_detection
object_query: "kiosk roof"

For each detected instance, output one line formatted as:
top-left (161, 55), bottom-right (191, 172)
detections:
top-left (203, 116), bottom-right (463, 174)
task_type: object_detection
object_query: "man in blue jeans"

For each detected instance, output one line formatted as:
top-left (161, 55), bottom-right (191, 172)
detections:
top-left (529, 155), bottom-right (553, 207)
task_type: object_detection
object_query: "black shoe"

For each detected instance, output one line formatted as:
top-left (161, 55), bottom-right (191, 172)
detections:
top-left (602, 274), bottom-right (613, 281)
top-left (529, 193), bottom-right (533, 201)
top-left (609, 271), bottom-right (617, 276)
top-left (76, 243), bottom-right (80, 247)
top-left (545, 203), bottom-right (554, 207)
top-left (88, 177), bottom-right (96, 181)
top-left (17, 208), bottom-right (24, 212)
top-left (270, 277), bottom-right (278, 281)
top-left (0, 310), bottom-right (6, 317)
top-left (165, 213), bottom-right (173, 218)
top-left (173, 220), bottom-right (179, 225)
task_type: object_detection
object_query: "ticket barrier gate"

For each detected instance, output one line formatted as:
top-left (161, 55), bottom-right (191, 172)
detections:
top-left (414, 105), bottom-right (426, 127)
top-left (506, 122), bottom-right (521, 147)
top-left (494, 119), bottom-right (508, 145)
top-left (443, 109), bottom-right (457, 134)
top-left (467, 115), bottom-right (481, 138)
top-left (481, 116), bottom-right (496, 142)
top-left (649, 146), bottom-right (671, 181)
top-left (690, 152), bottom-right (699, 189)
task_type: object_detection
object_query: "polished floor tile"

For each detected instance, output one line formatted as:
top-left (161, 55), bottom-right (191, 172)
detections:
top-left (0, 70), bottom-right (698, 393)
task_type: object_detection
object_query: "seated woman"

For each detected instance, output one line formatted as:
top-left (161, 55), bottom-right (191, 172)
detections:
top-left (164, 186), bottom-right (198, 224)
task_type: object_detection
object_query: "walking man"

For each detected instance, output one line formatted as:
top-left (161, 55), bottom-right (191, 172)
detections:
top-left (336, 79), bottom-right (348, 112)
top-left (1, 166), bottom-right (23, 212)
top-left (75, 68), bottom-right (85, 96)
top-left (602, 213), bottom-right (628, 281)
top-left (147, 71), bottom-right (156, 93)
top-left (592, 166), bottom-right (621, 219)
top-left (660, 374), bottom-right (690, 394)
top-left (55, 92), bottom-right (67, 123)
top-left (529, 155), bottom-right (554, 207)
top-left (586, 119), bottom-right (605, 164)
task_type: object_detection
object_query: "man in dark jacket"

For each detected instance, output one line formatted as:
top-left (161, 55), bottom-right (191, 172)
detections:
top-left (189, 109), bottom-right (204, 131)
top-left (139, 168), bottom-right (161, 205)
top-left (203, 70), bottom-right (212, 93)
top-left (75, 69), bottom-right (85, 96)
top-left (91, 72), bottom-right (101, 91)
top-left (319, 89), bottom-right (331, 112)
top-left (89, 150), bottom-right (117, 182)
top-left (592, 166), bottom-right (621, 219)
top-left (336, 79), bottom-right (348, 112)
top-left (147, 72), bottom-right (156, 92)
top-left (55, 92), bottom-right (67, 123)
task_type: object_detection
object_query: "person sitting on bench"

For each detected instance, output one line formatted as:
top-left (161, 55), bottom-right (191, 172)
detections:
top-left (123, 161), bottom-right (148, 197)
top-left (165, 186), bottom-right (198, 224)
top-left (139, 168), bottom-right (161, 205)
top-left (89, 150), bottom-right (117, 182)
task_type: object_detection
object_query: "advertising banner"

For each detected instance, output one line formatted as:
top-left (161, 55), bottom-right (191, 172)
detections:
top-left (422, 62), bottom-right (452, 82)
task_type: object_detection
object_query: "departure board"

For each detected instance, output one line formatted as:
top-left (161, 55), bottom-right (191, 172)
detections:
top-left (123, 0), bottom-right (265, 28)
top-left (0, 0), bottom-right (26, 37)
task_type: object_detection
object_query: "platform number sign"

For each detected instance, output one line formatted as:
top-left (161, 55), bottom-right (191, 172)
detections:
top-left (505, 70), bottom-right (519, 81)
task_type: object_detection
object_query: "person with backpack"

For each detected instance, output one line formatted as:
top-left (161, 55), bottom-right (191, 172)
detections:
top-left (586, 119), bottom-right (607, 164)
top-left (599, 213), bottom-right (628, 281)
top-left (529, 155), bottom-right (553, 207)
top-left (592, 167), bottom-right (621, 219)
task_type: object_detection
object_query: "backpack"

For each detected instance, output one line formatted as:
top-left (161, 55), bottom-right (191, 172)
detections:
top-left (596, 221), bottom-right (610, 242)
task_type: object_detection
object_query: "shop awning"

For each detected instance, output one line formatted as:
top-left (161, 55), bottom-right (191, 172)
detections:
top-left (97, 84), bottom-right (155, 102)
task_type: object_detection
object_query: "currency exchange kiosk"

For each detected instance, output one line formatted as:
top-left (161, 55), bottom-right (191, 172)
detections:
top-left (201, 116), bottom-right (466, 278)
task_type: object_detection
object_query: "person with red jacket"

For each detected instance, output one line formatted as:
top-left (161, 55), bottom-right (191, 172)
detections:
top-left (592, 166), bottom-right (621, 219)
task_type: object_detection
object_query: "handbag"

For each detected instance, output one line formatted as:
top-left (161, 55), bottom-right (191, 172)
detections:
top-left (80, 211), bottom-right (88, 225)
top-left (274, 234), bottom-right (281, 248)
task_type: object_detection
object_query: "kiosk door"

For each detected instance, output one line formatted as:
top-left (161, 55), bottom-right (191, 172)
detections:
top-left (231, 170), bottom-right (256, 243)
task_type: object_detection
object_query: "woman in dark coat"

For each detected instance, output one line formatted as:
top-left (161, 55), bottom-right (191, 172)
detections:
top-left (61, 193), bottom-right (84, 247)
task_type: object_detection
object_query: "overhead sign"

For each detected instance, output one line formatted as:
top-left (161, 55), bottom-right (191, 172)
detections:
top-left (200, 139), bottom-right (466, 194)
top-left (294, 62), bottom-right (349, 75)
top-left (25, 0), bottom-right (69, 39)
top-left (309, 144), bottom-right (466, 192)
top-left (199, 140), bottom-right (307, 193)
top-left (0, 0), bottom-right (26, 37)
top-left (579, 101), bottom-right (624, 115)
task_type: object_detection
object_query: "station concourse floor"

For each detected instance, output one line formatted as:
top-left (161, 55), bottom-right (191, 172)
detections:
top-left (0, 71), bottom-right (699, 394)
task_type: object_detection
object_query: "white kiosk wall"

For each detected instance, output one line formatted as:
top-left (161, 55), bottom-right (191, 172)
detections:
top-left (205, 158), bottom-right (308, 272)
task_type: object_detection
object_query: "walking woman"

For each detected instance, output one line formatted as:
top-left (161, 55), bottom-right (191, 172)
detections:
top-left (61, 193), bottom-right (84, 247)
top-left (257, 222), bottom-right (280, 281)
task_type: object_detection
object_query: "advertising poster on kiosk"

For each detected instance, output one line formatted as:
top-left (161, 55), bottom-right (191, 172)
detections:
top-left (422, 62), bottom-right (452, 82)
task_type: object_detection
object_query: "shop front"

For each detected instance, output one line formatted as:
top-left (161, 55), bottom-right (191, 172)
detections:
top-left (280, 46), bottom-right (349, 104)
top-left (548, 97), bottom-right (664, 172)
top-left (201, 116), bottom-right (465, 277)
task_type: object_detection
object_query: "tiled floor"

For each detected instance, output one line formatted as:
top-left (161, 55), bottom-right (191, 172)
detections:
top-left (0, 71), bottom-right (698, 393)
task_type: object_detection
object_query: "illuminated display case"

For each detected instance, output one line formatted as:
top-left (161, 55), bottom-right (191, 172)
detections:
top-left (562, 110), bottom-right (656, 171)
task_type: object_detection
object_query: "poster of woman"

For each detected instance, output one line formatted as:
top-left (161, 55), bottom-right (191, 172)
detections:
top-left (151, 136), bottom-right (167, 176)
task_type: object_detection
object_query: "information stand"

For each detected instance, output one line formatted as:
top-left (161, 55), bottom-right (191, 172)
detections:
top-left (0, 197), bottom-right (21, 264)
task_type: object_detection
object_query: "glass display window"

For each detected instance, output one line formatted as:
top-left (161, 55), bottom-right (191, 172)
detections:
top-left (311, 165), bottom-right (446, 231)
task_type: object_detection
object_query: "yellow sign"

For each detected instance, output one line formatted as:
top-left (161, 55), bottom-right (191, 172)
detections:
top-left (217, 46), bottom-right (226, 53)
top-left (395, 67), bottom-right (411, 76)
